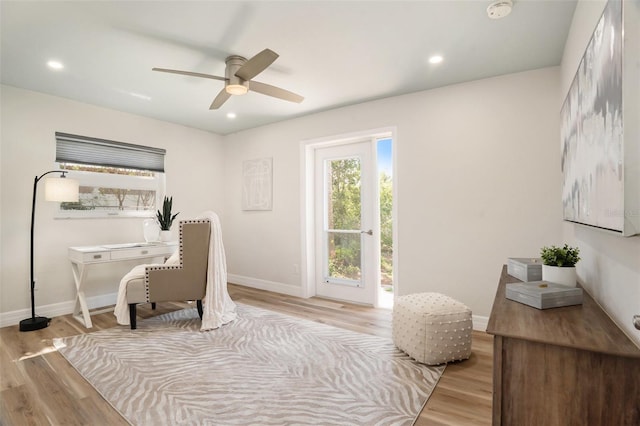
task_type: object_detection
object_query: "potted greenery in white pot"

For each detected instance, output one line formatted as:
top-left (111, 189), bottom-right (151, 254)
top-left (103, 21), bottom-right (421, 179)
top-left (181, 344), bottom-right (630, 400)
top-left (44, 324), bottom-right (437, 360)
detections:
top-left (540, 244), bottom-right (581, 287)
top-left (156, 196), bottom-right (179, 242)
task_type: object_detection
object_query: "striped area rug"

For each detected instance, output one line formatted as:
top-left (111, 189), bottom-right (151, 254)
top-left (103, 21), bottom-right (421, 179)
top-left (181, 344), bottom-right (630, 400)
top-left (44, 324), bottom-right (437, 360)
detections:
top-left (56, 303), bottom-right (444, 426)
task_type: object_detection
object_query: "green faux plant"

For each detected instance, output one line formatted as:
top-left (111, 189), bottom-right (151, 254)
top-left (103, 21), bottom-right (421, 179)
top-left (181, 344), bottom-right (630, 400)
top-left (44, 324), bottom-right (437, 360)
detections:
top-left (156, 196), bottom-right (179, 231)
top-left (540, 244), bottom-right (581, 267)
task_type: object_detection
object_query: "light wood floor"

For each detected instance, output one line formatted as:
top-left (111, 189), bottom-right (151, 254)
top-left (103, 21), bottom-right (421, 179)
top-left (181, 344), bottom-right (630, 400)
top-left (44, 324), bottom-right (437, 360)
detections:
top-left (0, 284), bottom-right (493, 425)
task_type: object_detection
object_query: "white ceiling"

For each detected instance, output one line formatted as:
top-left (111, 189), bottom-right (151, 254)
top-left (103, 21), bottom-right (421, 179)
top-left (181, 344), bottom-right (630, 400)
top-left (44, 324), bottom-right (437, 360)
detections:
top-left (1, 1), bottom-right (577, 135)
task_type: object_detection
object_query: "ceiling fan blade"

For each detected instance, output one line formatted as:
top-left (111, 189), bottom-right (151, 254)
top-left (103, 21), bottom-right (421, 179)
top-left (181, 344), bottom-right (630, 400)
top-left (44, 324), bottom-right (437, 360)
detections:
top-left (152, 68), bottom-right (227, 82)
top-left (249, 81), bottom-right (304, 103)
top-left (234, 49), bottom-right (279, 81)
top-left (210, 88), bottom-right (232, 110)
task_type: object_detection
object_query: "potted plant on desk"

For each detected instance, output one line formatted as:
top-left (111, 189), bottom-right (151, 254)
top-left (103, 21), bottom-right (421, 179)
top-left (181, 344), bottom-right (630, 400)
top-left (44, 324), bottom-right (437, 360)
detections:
top-left (156, 196), bottom-right (179, 242)
top-left (540, 244), bottom-right (581, 287)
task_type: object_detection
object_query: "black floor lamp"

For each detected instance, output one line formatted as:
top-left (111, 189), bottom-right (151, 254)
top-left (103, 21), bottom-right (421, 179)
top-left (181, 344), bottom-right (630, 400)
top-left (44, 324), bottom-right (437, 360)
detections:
top-left (19, 170), bottom-right (79, 332)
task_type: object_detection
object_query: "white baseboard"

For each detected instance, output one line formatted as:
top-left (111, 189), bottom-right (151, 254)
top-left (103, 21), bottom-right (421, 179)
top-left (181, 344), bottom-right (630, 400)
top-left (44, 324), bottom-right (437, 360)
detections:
top-left (227, 275), bottom-right (490, 331)
top-left (1, 286), bottom-right (491, 334)
top-left (227, 274), bottom-right (304, 298)
top-left (0, 293), bottom-right (118, 328)
top-left (472, 314), bottom-right (489, 332)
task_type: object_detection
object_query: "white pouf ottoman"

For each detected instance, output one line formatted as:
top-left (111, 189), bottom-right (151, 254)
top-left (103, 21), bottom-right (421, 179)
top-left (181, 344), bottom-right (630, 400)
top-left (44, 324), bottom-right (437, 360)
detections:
top-left (392, 292), bottom-right (472, 365)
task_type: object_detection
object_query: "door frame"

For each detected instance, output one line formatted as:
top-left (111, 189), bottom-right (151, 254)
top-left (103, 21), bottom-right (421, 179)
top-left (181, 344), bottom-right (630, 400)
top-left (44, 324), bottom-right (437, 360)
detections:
top-left (300, 127), bottom-right (397, 307)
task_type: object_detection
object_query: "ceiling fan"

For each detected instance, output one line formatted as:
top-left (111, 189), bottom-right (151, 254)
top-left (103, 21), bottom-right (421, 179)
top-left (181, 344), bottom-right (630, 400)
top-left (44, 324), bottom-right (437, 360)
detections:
top-left (152, 48), bottom-right (304, 110)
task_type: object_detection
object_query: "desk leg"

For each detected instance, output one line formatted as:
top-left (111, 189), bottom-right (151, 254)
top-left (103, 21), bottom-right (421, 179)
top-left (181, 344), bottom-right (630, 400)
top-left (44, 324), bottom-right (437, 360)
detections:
top-left (70, 262), bottom-right (93, 328)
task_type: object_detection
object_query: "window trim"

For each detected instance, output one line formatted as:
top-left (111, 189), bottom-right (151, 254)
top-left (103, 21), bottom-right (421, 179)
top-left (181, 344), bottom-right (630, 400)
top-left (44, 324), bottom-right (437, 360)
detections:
top-left (54, 132), bottom-right (167, 219)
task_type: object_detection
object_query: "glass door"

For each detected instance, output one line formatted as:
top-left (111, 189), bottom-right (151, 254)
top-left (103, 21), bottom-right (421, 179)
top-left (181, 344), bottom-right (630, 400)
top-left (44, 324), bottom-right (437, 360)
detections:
top-left (314, 141), bottom-right (377, 305)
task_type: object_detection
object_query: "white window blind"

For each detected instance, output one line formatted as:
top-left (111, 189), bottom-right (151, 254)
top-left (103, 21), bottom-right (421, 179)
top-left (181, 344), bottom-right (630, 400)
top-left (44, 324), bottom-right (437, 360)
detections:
top-left (55, 132), bottom-right (166, 172)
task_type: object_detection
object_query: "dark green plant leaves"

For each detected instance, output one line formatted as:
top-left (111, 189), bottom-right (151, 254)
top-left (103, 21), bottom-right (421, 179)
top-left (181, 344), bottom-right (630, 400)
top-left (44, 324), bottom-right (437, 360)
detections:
top-left (156, 196), bottom-right (179, 230)
top-left (540, 243), bottom-right (580, 267)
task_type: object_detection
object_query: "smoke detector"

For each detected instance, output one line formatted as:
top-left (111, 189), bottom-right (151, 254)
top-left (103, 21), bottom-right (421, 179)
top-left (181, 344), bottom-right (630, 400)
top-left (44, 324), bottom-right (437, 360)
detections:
top-left (487, 0), bottom-right (513, 19)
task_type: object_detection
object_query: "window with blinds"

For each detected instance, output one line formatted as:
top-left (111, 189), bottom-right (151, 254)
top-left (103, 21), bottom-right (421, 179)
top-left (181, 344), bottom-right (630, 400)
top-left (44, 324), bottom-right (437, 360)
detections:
top-left (54, 132), bottom-right (166, 218)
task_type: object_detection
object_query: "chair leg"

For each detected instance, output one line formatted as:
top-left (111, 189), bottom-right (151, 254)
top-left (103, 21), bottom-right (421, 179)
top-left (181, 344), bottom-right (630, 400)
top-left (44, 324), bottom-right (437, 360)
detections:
top-left (129, 304), bottom-right (137, 329)
top-left (197, 300), bottom-right (203, 319)
top-left (151, 302), bottom-right (156, 310)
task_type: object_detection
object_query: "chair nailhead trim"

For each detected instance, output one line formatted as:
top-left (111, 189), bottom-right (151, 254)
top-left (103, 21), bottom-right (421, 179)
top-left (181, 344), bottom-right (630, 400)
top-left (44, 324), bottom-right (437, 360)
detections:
top-left (143, 219), bottom-right (211, 302)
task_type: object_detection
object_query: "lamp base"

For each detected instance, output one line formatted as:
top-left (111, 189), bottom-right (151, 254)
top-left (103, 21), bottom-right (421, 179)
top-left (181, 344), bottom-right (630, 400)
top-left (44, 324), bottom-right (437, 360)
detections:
top-left (19, 316), bottom-right (51, 332)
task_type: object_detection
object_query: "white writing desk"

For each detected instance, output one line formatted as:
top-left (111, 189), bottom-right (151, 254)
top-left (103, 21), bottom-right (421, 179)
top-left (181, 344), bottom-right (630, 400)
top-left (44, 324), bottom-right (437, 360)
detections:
top-left (68, 242), bottom-right (177, 328)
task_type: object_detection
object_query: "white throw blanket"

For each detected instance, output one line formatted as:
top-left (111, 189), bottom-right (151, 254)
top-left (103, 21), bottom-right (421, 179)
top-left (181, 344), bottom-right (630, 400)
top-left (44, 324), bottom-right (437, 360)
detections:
top-left (114, 211), bottom-right (237, 331)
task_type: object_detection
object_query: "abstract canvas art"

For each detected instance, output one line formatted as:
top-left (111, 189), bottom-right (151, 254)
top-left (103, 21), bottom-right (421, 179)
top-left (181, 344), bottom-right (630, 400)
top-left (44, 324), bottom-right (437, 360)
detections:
top-left (561, 0), bottom-right (623, 232)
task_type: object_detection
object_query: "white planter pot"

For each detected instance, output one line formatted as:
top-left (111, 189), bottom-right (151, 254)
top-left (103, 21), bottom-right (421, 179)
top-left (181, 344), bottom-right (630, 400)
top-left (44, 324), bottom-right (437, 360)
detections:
top-left (160, 230), bottom-right (173, 242)
top-left (542, 265), bottom-right (577, 287)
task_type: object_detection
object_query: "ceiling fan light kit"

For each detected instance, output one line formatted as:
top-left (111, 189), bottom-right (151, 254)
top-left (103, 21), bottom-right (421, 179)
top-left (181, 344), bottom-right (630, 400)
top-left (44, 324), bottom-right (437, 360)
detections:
top-left (487, 0), bottom-right (513, 19)
top-left (224, 84), bottom-right (249, 95)
top-left (226, 84), bottom-right (248, 95)
top-left (224, 55), bottom-right (250, 95)
top-left (153, 48), bottom-right (304, 110)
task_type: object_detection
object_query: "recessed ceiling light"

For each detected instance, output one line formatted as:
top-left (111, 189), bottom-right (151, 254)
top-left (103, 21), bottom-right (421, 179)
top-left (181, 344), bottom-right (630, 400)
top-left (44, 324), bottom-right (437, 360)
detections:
top-left (429, 55), bottom-right (444, 64)
top-left (47, 60), bottom-right (64, 70)
top-left (226, 112), bottom-right (237, 119)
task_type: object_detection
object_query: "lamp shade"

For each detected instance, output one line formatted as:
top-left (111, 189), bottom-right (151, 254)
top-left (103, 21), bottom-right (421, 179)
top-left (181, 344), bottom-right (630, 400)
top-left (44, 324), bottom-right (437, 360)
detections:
top-left (44, 176), bottom-right (79, 202)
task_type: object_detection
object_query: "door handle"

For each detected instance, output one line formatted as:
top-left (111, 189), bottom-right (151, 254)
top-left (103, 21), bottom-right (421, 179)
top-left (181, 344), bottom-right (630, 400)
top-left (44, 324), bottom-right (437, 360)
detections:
top-left (360, 229), bottom-right (373, 235)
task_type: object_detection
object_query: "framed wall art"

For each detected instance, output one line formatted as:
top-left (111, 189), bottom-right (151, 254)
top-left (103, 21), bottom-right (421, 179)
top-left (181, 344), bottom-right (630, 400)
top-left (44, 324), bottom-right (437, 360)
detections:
top-left (560, 0), bottom-right (639, 236)
top-left (242, 157), bottom-right (273, 211)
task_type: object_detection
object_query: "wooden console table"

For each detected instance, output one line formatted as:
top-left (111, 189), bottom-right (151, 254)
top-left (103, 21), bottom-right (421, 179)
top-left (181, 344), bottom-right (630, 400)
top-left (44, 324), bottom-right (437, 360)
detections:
top-left (487, 265), bottom-right (640, 425)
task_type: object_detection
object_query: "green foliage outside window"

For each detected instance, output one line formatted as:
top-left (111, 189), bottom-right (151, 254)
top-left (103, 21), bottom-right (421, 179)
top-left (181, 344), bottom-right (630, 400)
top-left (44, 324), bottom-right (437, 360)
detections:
top-left (379, 172), bottom-right (393, 285)
top-left (327, 158), bottom-right (393, 286)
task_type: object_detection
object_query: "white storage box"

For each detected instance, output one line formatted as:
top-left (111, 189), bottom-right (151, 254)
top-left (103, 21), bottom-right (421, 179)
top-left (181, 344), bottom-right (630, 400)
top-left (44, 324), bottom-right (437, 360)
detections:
top-left (507, 257), bottom-right (543, 282)
top-left (506, 281), bottom-right (583, 310)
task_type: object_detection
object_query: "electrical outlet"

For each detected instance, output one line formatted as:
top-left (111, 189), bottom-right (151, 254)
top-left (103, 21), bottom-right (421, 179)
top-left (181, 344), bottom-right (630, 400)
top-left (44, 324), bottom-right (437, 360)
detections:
top-left (293, 264), bottom-right (300, 274)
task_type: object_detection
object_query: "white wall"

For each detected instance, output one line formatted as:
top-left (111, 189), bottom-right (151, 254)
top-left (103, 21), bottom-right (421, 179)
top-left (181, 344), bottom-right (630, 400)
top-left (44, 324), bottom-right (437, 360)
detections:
top-left (560, 0), bottom-right (640, 346)
top-left (8, 50), bottom-right (632, 341)
top-left (0, 85), bottom-right (225, 319)
top-left (223, 67), bottom-right (563, 320)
